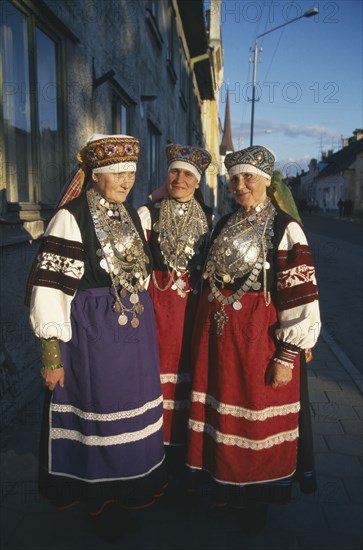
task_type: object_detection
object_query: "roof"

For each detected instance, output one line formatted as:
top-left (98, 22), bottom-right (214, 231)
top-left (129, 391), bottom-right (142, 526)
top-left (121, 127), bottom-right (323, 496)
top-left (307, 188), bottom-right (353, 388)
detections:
top-left (317, 139), bottom-right (363, 178)
top-left (220, 89), bottom-right (234, 152)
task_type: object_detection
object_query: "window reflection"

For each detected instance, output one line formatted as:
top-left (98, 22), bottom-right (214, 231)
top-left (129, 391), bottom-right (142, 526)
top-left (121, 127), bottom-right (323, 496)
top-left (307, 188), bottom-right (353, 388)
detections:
top-left (1, 1), bottom-right (33, 202)
top-left (1, 0), bottom-right (61, 208)
top-left (36, 27), bottom-right (60, 205)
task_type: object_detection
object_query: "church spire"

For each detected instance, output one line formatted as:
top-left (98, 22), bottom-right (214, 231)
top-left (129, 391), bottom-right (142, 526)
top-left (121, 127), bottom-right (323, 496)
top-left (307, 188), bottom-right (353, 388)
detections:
top-left (221, 88), bottom-right (234, 153)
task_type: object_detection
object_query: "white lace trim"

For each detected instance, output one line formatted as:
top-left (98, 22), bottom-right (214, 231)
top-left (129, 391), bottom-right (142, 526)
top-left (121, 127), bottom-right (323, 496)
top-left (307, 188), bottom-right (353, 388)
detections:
top-left (51, 396), bottom-right (162, 421)
top-left (163, 399), bottom-right (190, 410)
top-left (50, 416), bottom-right (163, 446)
top-left (160, 373), bottom-right (191, 384)
top-left (189, 420), bottom-right (298, 450)
top-left (191, 392), bottom-right (300, 421)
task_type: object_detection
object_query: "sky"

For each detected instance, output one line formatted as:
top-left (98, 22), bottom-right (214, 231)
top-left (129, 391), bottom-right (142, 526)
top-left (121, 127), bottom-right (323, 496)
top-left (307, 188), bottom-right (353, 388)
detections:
top-left (215, 0), bottom-right (363, 175)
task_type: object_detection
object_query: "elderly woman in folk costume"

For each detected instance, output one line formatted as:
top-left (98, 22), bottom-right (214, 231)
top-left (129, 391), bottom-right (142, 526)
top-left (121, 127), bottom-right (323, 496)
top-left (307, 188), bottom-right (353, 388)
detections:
top-left (186, 146), bottom-right (321, 532)
top-left (138, 144), bottom-right (213, 488)
top-left (26, 134), bottom-right (166, 543)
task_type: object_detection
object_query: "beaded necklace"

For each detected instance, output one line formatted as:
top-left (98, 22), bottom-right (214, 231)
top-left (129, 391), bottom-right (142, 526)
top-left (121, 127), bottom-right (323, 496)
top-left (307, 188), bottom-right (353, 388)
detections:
top-left (87, 188), bottom-right (149, 328)
top-left (152, 196), bottom-right (209, 297)
top-left (204, 198), bottom-right (276, 335)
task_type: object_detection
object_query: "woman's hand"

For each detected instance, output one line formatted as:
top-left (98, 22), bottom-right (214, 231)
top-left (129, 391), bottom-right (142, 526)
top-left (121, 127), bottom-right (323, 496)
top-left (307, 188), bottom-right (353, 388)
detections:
top-left (266, 360), bottom-right (293, 389)
top-left (41, 368), bottom-right (65, 391)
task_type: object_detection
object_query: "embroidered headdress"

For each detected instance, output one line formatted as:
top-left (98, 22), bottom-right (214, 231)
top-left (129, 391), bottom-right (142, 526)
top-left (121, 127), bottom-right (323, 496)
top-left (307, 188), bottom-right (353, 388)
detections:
top-left (225, 145), bottom-right (275, 180)
top-left (57, 134), bottom-right (139, 208)
top-left (78, 133), bottom-right (139, 173)
top-left (165, 143), bottom-right (211, 182)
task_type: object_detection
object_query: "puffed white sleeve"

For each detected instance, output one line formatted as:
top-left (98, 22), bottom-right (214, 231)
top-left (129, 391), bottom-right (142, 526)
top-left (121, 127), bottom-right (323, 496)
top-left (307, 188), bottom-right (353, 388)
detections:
top-left (28, 209), bottom-right (84, 342)
top-left (274, 221), bottom-right (321, 350)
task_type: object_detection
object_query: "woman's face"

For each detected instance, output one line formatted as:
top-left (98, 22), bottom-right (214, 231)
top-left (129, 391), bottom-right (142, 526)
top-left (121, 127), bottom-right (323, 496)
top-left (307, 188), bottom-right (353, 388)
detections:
top-left (92, 172), bottom-right (136, 203)
top-left (229, 172), bottom-right (270, 211)
top-left (166, 168), bottom-right (199, 202)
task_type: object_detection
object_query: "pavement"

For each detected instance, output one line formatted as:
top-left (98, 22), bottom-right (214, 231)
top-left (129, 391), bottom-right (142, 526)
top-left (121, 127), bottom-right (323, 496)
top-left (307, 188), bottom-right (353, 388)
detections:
top-left (0, 329), bottom-right (362, 550)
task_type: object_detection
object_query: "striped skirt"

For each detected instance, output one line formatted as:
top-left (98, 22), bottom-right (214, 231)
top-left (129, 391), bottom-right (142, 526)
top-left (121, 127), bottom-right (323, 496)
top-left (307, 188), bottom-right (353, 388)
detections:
top-left (39, 287), bottom-right (167, 510)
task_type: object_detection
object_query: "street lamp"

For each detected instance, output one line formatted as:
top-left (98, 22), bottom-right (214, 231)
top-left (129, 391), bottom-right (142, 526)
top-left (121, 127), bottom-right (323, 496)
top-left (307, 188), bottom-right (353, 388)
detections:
top-left (249, 7), bottom-right (319, 146)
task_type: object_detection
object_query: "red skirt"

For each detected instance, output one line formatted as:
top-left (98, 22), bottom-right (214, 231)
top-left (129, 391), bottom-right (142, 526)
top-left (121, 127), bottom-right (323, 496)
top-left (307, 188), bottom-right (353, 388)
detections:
top-left (148, 271), bottom-right (199, 446)
top-left (187, 287), bottom-right (300, 485)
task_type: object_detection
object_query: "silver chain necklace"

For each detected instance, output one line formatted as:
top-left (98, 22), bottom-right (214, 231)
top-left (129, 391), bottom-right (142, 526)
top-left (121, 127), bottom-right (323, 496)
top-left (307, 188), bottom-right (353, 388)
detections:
top-left (152, 196), bottom-right (209, 297)
top-left (87, 188), bottom-right (149, 328)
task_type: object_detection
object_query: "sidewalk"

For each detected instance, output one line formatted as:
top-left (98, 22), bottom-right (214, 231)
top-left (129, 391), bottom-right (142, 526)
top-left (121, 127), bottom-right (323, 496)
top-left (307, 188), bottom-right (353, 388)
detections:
top-left (1, 334), bottom-right (362, 550)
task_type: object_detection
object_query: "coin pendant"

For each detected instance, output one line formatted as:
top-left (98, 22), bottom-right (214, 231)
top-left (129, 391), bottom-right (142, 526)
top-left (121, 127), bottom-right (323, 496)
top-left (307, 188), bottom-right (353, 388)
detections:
top-left (252, 281), bottom-right (261, 290)
top-left (208, 293), bottom-right (214, 302)
top-left (135, 303), bottom-right (144, 314)
top-left (131, 317), bottom-right (139, 328)
top-left (100, 258), bottom-right (108, 270)
top-left (130, 292), bottom-right (139, 304)
top-left (233, 301), bottom-right (242, 311)
top-left (120, 288), bottom-right (127, 298)
top-left (118, 314), bottom-right (128, 326)
top-left (223, 274), bottom-right (231, 283)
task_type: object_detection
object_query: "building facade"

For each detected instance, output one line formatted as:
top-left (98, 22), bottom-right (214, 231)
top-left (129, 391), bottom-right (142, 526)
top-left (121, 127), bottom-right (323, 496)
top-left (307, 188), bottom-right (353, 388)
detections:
top-left (291, 133), bottom-right (363, 216)
top-left (0, 0), bottom-right (222, 428)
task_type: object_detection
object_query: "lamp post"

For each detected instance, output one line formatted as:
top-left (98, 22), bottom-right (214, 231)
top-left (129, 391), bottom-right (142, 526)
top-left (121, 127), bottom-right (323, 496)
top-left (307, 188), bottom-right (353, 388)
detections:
top-left (249, 7), bottom-right (319, 147)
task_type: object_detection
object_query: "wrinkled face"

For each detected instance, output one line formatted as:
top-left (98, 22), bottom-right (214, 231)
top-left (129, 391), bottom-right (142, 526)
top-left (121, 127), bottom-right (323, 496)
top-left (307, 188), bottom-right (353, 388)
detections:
top-left (229, 172), bottom-right (270, 211)
top-left (166, 168), bottom-right (199, 202)
top-left (92, 172), bottom-right (136, 203)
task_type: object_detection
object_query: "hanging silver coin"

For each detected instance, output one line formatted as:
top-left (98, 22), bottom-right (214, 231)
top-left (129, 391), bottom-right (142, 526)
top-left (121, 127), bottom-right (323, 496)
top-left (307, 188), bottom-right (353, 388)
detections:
top-left (96, 249), bottom-right (103, 257)
top-left (233, 301), bottom-right (242, 310)
top-left (130, 292), bottom-right (139, 304)
top-left (252, 281), bottom-right (261, 290)
top-left (131, 317), bottom-right (139, 328)
top-left (135, 303), bottom-right (144, 314)
top-left (264, 261), bottom-right (270, 269)
top-left (118, 314), bottom-right (128, 325)
top-left (100, 258), bottom-right (108, 271)
top-left (223, 274), bottom-right (231, 283)
top-left (208, 293), bottom-right (214, 302)
top-left (120, 288), bottom-right (127, 298)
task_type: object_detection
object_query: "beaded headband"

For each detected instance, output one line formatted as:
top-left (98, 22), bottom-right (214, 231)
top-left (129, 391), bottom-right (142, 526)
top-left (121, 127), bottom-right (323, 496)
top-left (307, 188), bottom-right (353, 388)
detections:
top-left (225, 145), bottom-right (275, 180)
top-left (166, 143), bottom-right (211, 182)
top-left (78, 134), bottom-right (140, 173)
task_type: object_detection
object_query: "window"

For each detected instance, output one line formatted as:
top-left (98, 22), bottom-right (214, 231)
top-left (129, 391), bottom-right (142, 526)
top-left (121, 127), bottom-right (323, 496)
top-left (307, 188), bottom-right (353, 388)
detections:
top-left (179, 41), bottom-right (189, 110)
top-left (166, 5), bottom-right (177, 83)
top-left (146, 0), bottom-right (163, 48)
top-left (147, 122), bottom-right (161, 194)
top-left (1, 0), bottom-right (63, 213)
top-left (112, 93), bottom-right (132, 135)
